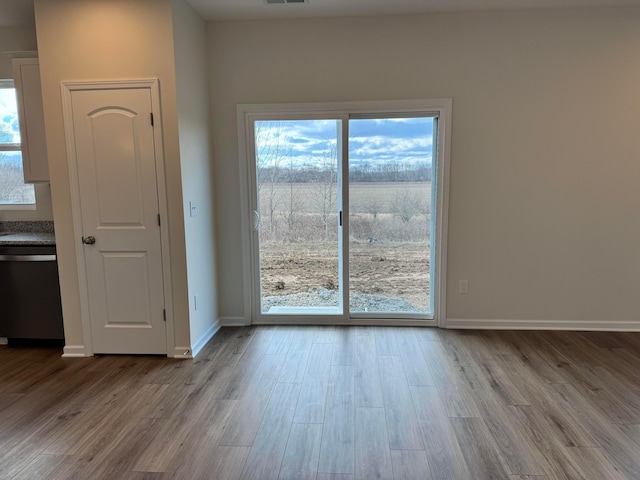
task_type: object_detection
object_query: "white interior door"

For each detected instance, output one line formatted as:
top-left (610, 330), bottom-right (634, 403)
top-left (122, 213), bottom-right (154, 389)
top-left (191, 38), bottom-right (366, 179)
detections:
top-left (68, 86), bottom-right (167, 354)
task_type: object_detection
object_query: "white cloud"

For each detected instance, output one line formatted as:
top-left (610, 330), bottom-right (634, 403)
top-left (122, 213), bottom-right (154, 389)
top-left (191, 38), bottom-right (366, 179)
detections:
top-left (255, 118), bottom-right (433, 168)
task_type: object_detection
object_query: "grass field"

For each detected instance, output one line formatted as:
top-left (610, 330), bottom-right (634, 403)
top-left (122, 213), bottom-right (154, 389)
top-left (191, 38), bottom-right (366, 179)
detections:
top-left (258, 181), bottom-right (431, 241)
top-left (349, 182), bottom-right (432, 214)
top-left (259, 182), bottom-right (431, 214)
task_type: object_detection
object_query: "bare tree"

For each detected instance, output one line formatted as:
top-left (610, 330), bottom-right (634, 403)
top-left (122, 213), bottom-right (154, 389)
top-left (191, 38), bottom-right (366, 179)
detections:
top-left (310, 138), bottom-right (338, 239)
top-left (365, 198), bottom-right (382, 224)
top-left (391, 190), bottom-right (423, 224)
top-left (255, 121), bottom-right (287, 238)
top-left (282, 156), bottom-right (302, 233)
top-left (0, 154), bottom-right (33, 204)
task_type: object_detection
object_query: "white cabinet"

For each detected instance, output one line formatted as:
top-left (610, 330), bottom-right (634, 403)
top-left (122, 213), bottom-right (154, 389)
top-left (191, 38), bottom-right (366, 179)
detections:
top-left (12, 57), bottom-right (49, 183)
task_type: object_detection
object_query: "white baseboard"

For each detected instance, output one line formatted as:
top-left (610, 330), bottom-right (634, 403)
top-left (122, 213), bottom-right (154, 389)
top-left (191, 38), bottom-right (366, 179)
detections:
top-left (220, 316), bottom-right (250, 327)
top-left (191, 321), bottom-right (221, 358)
top-left (62, 345), bottom-right (91, 357)
top-left (445, 318), bottom-right (640, 332)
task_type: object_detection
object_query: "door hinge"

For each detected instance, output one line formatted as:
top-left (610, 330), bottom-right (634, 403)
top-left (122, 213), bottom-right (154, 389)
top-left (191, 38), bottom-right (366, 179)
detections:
top-left (150, 112), bottom-right (154, 126)
top-left (163, 309), bottom-right (166, 322)
top-left (157, 213), bottom-right (161, 226)
top-left (339, 211), bottom-right (343, 227)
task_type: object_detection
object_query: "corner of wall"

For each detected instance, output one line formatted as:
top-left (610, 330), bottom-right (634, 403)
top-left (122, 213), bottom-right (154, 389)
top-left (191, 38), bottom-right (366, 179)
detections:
top-left (191, 320), bottom-right (221, 357)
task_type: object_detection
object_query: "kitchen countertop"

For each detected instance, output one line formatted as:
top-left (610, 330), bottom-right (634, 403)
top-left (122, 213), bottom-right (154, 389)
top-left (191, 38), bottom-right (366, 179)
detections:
top-left (0, 232), bottom-right (56, 245)
top-left (0, 221), bottom-right (56, 246)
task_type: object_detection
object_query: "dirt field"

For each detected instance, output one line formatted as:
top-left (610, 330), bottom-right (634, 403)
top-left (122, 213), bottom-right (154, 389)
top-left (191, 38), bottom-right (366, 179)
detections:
top-left (260, 241), bottom-right (430, 311)
top-left (257, 182), bottom-right (432, 312)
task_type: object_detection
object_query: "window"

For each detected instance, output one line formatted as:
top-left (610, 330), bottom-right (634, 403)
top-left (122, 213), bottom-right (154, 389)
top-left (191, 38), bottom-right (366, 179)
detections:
top-left (0, 80), bottom-right (35, 205)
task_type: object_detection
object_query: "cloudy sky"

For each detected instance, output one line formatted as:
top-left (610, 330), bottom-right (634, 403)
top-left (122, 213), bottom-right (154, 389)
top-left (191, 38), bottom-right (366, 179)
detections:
top-left (0, 88), bottom-right (22, 168)
top-left (0, 88), bottom-right (20, 143)
top-left (255, 117), bottom-right (434, 169)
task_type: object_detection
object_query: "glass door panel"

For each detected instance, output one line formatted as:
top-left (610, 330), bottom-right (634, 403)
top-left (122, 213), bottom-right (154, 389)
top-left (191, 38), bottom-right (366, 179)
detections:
top-left (348, 116), bottom-right (435, 316)
top-left (254, 119), bottom-right (343, 315)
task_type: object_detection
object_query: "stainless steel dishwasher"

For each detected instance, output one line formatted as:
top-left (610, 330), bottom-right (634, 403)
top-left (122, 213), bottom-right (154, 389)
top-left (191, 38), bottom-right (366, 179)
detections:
top-left (0, 245), bottom-right (64, 340)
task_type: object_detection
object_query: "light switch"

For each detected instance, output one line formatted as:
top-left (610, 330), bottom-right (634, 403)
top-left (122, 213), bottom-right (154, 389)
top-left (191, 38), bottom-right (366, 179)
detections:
top-left (189, 201), bottom-right (198, 217)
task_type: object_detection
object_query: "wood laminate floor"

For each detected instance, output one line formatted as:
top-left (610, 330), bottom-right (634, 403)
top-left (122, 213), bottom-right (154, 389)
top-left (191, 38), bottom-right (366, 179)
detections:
top-left (2, 327), bottom-right (640, 479)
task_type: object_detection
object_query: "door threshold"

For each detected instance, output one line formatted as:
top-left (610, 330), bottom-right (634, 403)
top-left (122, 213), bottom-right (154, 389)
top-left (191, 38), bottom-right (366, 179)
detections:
top-left (252, 318), bottom-right (438, 327)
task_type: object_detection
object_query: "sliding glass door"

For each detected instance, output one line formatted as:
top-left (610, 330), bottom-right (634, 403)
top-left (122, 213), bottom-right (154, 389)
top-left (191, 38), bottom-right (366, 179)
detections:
top-left (253, 118), bottom-right (344, 317)
top-left (348, 116), bottom-right (435, 317)
top-left (240, 101), bottom-right (448, 324)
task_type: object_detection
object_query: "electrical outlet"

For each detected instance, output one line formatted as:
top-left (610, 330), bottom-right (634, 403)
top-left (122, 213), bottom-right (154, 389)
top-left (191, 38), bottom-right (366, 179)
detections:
top-left (459, 280), bottom-right (469, 294)
top-left (189, 201), bottom-right (198, 217)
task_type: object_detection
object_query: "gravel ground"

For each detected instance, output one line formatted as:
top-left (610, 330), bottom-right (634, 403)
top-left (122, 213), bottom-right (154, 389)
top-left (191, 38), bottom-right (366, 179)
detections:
top-left (260, 242), bottom-right (430, 312)
top-left (262, 287), bottom-right (427, 313)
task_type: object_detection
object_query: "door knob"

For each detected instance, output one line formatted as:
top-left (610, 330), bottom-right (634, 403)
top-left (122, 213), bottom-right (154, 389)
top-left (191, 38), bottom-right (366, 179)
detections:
top-left (82, 236), bottom-right (96, 245)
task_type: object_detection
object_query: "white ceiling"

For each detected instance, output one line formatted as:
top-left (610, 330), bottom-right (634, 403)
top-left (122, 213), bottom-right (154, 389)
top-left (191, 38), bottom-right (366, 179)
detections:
top-left (1, 0), bottom-right (640, 28)
top-left (186, 0), bottom-right (640, 21)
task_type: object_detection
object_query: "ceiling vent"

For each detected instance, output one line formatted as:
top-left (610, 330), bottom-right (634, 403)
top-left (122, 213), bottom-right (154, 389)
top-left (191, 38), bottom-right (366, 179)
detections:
top-left (265, 0), bottom-right (308, 4)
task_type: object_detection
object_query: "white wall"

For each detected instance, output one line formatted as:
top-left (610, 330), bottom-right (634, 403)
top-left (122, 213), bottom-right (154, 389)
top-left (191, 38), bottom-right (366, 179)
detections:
top-left (209, 8), bottom-right (640, 325)
top-left (34, 0), bottom-right (192, 353)
top-left (172, 0), bottom-right (219, 350)
top-left (0, 26), bottom-right (53, 222)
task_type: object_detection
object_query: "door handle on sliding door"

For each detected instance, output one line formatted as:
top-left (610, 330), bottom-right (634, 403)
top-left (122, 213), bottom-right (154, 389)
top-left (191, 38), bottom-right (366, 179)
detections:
top-left (252, 210), bottom-right (261, 231)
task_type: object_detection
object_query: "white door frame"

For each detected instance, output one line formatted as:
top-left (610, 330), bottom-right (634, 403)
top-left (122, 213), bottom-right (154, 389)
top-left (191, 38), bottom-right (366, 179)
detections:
top-left (237, 99), bottom-right (452, 327)
top-left (61, 79), bottom-right (174, 356)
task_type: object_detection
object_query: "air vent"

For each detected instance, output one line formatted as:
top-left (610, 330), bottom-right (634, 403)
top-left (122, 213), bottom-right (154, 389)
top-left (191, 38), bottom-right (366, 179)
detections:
top-left (265, 0), bottom-right (308, 4)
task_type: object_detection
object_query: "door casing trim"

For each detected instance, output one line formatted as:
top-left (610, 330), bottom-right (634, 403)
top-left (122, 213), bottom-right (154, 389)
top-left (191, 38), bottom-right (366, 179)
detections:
top-left (237, 99), bottom-right (452, 327)
top-left (61, 79), bottom-right (174, 356)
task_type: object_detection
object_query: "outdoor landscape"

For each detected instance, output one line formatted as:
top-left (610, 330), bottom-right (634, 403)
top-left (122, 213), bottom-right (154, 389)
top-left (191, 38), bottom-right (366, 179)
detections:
top-left (255, 118), bottom-right (435, 315)
top-left (0, 151), bottom-right (34, 204)
top-left (260, 173), bottom-right (431, 313)
top-left (0, 87), bottom-right (35, 204)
